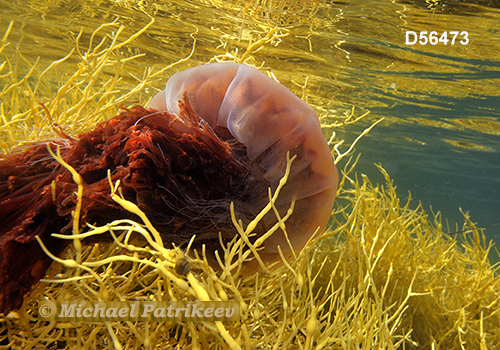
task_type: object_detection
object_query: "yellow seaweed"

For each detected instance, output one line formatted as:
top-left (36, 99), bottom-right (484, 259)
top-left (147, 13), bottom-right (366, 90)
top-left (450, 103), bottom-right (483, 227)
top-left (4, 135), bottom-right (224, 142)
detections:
top-left (1, 19), bottom-right (499, 350)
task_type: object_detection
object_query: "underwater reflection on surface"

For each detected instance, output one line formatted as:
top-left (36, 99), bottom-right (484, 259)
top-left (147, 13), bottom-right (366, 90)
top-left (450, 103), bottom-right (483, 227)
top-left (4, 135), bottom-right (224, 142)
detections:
top-left (322, 1), bottom-right (500, 243)
top-left (1, 0), bottom-right (499, 247)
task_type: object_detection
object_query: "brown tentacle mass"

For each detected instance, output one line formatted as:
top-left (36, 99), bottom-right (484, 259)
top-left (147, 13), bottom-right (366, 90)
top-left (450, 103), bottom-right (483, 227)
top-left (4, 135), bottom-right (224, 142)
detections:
top-left (0, 98), bottom-right (266, 314)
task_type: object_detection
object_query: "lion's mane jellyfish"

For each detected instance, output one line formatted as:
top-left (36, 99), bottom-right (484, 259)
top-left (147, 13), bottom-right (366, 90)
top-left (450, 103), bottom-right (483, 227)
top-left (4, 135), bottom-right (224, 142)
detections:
top-left (149, 63), bottom-right (338, 258)
top-left (0, 62), bottom-right (338, 313)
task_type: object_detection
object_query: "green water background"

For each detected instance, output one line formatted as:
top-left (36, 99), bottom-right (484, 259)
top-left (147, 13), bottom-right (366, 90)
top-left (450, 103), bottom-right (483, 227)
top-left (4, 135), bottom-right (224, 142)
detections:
top-left (2, 0), bottom-right (499, 248)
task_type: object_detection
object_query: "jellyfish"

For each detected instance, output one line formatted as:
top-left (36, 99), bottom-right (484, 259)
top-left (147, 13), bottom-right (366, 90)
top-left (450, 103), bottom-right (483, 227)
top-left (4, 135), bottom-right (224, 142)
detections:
top-left (0, 62), bottom-right (338, 313)
top-left (148, 62), bottom-right (338, 260)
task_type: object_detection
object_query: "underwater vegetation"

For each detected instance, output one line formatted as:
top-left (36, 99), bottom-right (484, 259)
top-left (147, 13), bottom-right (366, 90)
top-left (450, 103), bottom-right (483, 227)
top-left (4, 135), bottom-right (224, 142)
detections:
top-left (0, 19), bottom-right (499, 350)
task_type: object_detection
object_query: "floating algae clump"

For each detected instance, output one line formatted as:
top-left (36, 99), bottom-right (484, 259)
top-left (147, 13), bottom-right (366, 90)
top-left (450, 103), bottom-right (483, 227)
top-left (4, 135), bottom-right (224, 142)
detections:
top-left (1, 20), bottom-right (500, 350)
